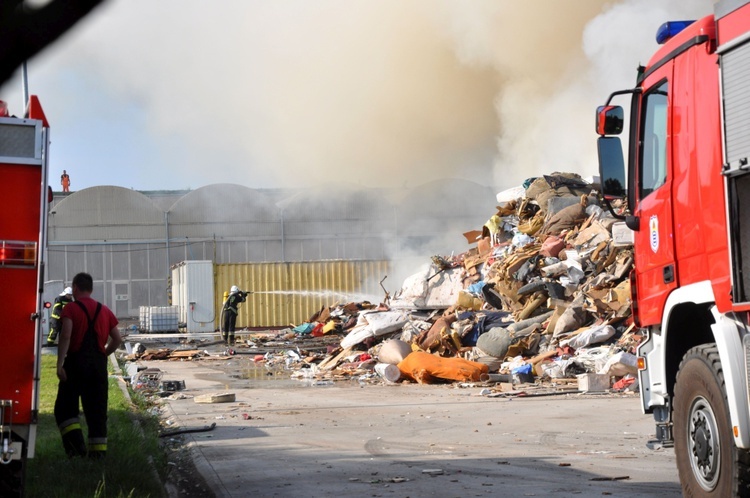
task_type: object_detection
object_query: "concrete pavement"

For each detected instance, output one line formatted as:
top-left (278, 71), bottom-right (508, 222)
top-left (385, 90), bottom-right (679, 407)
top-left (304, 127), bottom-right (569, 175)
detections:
top-left (140, 356), bottom-right (682, 498)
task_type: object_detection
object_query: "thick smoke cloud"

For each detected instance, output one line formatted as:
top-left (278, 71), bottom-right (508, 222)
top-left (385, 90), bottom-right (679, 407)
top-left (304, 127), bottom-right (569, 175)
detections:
top-left (485, 0), bottom-right (712, 189)
top-left (0, 0), bottom-right (714, 191)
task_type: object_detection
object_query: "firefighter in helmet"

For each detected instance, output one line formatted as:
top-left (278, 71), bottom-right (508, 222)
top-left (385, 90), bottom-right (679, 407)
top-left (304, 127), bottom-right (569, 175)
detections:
top-left (46, 286), bottom-right (73, 346)
top-left (221, 285), bottom-right (250, 345)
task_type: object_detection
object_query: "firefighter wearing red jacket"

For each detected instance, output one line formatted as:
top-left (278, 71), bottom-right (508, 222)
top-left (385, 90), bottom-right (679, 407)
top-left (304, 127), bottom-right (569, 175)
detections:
top-left (54, 272), bottom-right (122, 458)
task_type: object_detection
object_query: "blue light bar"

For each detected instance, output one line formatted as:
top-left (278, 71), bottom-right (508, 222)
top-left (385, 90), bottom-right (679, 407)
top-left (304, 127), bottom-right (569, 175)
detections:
top-left (656, 20), bottom-right (696, 44)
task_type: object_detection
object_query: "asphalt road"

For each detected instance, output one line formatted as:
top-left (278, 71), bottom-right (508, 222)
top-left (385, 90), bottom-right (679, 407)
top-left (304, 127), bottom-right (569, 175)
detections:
top-left (142, 357), bottom-right (681, 498)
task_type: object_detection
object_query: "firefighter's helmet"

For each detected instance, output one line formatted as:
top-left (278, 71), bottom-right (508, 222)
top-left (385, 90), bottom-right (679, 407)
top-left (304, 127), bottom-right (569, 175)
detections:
top-left (231, 285), bottom-right (239, 293)
top-left (62, 287), bottom-right (72, 296)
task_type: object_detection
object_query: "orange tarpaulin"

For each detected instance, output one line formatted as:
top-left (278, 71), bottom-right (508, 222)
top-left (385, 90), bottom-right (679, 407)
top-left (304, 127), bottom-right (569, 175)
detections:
top-left (397, 351), bottom-right (488, 384)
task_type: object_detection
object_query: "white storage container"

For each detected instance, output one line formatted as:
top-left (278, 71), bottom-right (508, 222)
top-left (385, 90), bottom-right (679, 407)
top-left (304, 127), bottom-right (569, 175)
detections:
top-left (171, 261), bottom-right (215, 333)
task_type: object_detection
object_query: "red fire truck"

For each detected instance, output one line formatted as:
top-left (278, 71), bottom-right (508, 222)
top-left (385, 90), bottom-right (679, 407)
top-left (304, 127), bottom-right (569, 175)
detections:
top-left (597, 0), bottom-right (750, 495)
top-left (0, 96), bottom-right (51, 496)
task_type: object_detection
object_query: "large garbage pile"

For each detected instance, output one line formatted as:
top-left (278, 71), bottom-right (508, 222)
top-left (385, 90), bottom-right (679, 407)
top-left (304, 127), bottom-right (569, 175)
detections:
top-left (266, 172), bottom-right (638, 392)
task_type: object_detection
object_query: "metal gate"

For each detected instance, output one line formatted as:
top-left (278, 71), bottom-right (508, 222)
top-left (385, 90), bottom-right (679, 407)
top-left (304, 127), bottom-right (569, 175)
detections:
top-left (112, 281), bottom-right (130, 317)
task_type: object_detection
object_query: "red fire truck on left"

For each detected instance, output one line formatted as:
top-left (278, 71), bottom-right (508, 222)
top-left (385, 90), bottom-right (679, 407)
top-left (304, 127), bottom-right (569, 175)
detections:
top-left (0, 95), bottom-right (52, 497)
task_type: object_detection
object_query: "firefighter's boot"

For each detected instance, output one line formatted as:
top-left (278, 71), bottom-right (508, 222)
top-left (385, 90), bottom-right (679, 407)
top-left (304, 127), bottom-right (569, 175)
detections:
top-left (88, 438), bottom-right (107, 460)
top-left (61, 428), bottom-right (87, 458)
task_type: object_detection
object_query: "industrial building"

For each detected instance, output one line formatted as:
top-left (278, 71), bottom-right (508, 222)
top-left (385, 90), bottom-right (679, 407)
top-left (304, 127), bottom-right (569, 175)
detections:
top-left (46, 179), bottom-right (497, 325)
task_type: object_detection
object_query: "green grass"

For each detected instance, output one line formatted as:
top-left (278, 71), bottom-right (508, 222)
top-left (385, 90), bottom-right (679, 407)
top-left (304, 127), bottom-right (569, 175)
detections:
top-left (25, 355), bottom-right (167, 498)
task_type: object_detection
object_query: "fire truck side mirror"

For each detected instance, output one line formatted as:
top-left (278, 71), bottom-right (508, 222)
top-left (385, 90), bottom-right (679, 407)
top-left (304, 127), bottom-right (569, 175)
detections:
top-left (48, 186), bottom-right (53, 203)
top-left (596, 105), bottom-right (624, 135)
top-left (597, 136), bottom-right (627, 199)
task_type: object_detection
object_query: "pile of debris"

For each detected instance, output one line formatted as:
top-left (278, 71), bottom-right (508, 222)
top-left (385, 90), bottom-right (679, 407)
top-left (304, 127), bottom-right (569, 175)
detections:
top-left (279, 172), bottom-right (639, 393)
top-left (122, 172), bottom-right (639, 395)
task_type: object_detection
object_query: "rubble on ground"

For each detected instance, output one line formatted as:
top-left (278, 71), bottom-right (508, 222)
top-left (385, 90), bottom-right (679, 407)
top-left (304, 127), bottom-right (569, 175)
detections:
top-left (125, 172), bottom-right (639, 396)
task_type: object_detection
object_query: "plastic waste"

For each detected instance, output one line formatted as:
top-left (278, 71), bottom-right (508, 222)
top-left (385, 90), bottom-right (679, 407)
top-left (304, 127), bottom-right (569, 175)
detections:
top-left (512, 232), bottom-right (534, 248)
top-left (560, 325), bottom-right (616, 349)
top-left (598, 351), bottom-right (638, 376)
top-left (374, 363), bottom-right (401, 383)
top-left (511, 363), bottom-right (533, 375)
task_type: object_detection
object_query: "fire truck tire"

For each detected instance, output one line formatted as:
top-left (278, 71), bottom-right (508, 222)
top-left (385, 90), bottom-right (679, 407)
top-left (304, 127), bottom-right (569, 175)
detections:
top-left (0, 459), bottom-right (25, 497)
top-left (673, 344), bottom-right (750, 497)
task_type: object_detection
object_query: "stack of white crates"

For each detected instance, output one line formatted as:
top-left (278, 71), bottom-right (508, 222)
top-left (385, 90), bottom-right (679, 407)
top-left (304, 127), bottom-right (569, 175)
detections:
top-left (139, 306), bottom-right (179, 333)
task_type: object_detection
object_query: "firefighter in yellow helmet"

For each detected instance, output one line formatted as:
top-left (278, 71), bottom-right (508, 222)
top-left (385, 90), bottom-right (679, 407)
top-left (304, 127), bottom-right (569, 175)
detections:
top-left (221, 285), bottom-right (250, 345)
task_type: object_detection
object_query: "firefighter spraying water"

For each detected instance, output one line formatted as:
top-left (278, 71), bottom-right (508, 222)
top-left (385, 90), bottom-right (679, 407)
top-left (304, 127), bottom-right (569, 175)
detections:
top-left (220, 285), bottom-right (252, 345)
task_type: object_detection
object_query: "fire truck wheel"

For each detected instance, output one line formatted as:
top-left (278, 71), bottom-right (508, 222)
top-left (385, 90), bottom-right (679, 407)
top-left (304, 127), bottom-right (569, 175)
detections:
top-left (673, 344), bottom-right (750, 497)
top-left (0, 459), bottom-right (25, 497)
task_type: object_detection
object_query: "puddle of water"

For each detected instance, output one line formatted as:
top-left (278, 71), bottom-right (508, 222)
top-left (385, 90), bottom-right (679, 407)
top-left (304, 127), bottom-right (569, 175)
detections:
top-left (231, 362), bottom-right (363, 389)
top-left (234, 365), bottom-right (288, 381)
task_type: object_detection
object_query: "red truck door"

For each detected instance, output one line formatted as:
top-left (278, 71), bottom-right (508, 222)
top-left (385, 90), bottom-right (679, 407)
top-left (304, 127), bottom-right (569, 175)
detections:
top-left (632, 64), bottom-right (678, 326)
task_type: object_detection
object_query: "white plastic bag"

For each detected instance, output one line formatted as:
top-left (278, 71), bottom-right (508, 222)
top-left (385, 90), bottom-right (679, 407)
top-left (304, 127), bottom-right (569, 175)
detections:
top-left (598, 351), bottom-right (638, 376)
top-left (561, 324), bottom-right (615, 349)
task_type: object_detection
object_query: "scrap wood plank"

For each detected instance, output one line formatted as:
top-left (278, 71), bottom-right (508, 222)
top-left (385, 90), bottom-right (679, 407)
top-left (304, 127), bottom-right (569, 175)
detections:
top-left (170, 349), bottom-right (203, 358)
top-left (318, 346), bottom-right (353, 371)
top-left (528, 350), bottom-right (558, 365)
top-left (140, 349), bottom-right (173, 360)
top-left (200, 355), bottom-right (231, 361)
top-left (194, 392), bottom-right (236, 404)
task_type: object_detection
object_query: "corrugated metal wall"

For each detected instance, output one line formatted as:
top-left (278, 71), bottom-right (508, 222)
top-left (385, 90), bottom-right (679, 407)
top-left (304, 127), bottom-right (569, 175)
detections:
top-left (215, 260), bottom-right (390, 328)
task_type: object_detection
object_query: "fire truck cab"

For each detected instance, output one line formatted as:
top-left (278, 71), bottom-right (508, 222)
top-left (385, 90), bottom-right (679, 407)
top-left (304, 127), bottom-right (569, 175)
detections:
top-left (597, 0), bottom-right (750, 495)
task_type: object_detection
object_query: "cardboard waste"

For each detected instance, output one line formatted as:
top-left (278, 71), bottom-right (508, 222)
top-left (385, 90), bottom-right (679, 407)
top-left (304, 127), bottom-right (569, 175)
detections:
top-left (125, 171), bottom-right (638, 396)
top-left (227, 171), bottom-right (638, 394)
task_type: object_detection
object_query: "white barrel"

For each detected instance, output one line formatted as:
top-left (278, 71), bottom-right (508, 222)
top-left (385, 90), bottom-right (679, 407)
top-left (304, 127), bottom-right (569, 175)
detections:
top-left (374, 363), bottom-right (401, 383)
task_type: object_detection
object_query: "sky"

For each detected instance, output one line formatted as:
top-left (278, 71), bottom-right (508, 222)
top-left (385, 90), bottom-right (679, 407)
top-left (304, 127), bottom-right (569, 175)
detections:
top-left (0, 0), bottom-right (714, 193)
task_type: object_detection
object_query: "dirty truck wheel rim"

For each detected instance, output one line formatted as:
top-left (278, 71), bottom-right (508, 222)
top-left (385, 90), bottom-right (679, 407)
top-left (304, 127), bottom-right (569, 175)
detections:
top-left (688, 395), bottom-right (720, 491)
